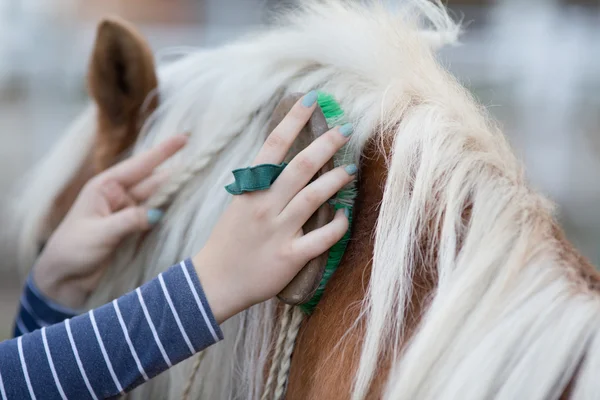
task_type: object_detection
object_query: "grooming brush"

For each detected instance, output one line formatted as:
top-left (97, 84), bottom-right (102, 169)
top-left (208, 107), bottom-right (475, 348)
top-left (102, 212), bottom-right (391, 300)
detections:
top-left (273, 92), bottom-right (356, 314)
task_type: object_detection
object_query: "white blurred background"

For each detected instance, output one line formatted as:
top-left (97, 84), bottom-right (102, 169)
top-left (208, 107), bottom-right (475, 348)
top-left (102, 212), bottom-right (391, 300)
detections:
top-left (0, 0), bottom-right (597, 338)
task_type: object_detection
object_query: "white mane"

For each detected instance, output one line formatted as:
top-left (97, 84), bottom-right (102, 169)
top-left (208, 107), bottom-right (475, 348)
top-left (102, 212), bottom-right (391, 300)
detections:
top-left (8, 1), bottom-right (600, 399)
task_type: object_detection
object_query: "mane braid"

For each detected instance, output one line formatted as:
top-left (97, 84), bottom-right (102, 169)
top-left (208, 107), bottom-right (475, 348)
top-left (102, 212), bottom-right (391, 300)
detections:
top-left (273, 307), bottom-right (304, 399)
top-left (261, 305), bottom-right (293, 400)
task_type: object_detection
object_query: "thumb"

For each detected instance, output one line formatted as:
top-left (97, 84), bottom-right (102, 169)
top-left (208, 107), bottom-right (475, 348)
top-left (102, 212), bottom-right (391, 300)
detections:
top-left (101, 207), bottom-right (164, 242)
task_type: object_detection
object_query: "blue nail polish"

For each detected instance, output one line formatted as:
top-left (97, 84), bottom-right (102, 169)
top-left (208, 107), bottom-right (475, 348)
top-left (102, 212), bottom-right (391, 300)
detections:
top-left (301, 90), bottom-right (318, 107)
top-left (147, 209), bottom-right (164, 225)
top-left (339, 123), bottom-right (354, 137)
top-left (345, 164), bottom-right (358, 175)
top-left (344, 208), bottom-right (350, 218)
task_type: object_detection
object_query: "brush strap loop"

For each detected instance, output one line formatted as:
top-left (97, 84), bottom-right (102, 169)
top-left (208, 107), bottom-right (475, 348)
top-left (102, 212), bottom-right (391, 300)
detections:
top-left (225, 163), bottom-right (288, 195)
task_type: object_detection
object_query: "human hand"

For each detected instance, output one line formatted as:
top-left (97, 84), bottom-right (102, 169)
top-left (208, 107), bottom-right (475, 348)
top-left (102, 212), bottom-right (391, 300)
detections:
top-left (193, 92), bottom-right (355, 324)
top-left (33, 135), bottom-right (188, 309)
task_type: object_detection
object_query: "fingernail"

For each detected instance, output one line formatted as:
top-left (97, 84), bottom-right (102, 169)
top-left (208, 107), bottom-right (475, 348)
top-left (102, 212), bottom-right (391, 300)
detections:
top-left (339, 123), bottom-right (354, 137)
top-left (344, 208), bottom-right (350, 219)
top-left (345, 164), bottom-right (357, 175)
top-left (301, 90), bottom-right (318, 107)
top-left (147, 209), bottom-right (164, 225)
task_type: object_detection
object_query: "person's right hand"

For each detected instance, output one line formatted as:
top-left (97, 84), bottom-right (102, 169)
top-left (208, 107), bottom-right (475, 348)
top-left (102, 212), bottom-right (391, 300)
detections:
top-left (193, 91), bottom-right (356, 324)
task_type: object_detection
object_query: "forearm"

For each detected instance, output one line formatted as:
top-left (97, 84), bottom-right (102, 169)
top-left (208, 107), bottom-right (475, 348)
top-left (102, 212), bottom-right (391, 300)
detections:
top-left (3, 259), bottom-right (222, 399)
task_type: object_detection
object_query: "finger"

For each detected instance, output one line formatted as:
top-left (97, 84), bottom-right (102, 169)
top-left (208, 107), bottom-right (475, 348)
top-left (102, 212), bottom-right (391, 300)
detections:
top-left (101, 206), bottom-right (164, 241)
top-left (292, 208), bottom-right (349, 261)
top-left (279, 164), bottom-right (356, 224)
top-left (129, 169), bottom-right (171, 202)
top-left (102, 134), bottom-right (188, 187)
top-left (271, 123), bottom-right (353, 206)
top-left (252, 91), bottom-right (319, 165)
top-left (100, 180), bottom-right (136, 211)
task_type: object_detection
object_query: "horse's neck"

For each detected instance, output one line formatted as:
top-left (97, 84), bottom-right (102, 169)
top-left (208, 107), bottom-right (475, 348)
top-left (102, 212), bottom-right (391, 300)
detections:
top-left (286, 133), bottom-right (600, 399)
top-left (286, 138), bottom-right (437, 399)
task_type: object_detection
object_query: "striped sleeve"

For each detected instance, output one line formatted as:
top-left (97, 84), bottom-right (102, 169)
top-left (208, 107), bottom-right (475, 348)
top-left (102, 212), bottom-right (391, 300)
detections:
top-left (13, 275), bottom-right (80, 337)
top-left (0, 259), bottom-right (223, 399)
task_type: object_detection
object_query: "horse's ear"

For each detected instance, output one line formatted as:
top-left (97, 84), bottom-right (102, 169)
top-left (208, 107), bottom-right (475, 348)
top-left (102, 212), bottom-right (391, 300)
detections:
top-left (88, 17), bottom-right (158, 170)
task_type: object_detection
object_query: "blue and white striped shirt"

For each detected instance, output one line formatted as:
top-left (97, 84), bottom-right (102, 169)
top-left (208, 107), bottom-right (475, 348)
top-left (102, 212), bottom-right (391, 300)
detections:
top-left (4, 258), bottom-right (223, 399)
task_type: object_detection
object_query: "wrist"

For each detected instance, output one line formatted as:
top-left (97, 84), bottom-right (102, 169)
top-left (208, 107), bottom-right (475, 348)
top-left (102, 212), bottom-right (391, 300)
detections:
top-left (33, 257), bottom-right (90, 310)
top-left (192, 250), bottom-right (243, 325)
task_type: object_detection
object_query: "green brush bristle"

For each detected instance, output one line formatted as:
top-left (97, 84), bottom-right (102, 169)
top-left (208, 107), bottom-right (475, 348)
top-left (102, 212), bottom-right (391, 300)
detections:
top-left (316, 92), bottom-right (345, 126)
top-left (299, 91), bottom-right (357, 315)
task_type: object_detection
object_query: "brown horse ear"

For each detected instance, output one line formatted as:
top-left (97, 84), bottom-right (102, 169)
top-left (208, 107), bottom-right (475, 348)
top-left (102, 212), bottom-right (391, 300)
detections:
top-left (88, 17), bottom-right (158, 171)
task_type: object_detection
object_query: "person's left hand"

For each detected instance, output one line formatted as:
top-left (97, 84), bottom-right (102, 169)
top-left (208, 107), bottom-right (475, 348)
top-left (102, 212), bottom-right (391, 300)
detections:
top-left (33, 135), bottom-right (188, 309)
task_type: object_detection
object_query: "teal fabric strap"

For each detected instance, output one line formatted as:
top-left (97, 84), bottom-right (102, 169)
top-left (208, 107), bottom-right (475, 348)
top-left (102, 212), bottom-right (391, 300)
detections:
top-left (225, 163), bottom-right (288, 195)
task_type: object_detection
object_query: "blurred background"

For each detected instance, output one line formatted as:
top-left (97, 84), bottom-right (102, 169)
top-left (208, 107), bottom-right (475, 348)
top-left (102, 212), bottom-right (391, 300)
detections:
top-left (0, 0), bottom-right (597, 338)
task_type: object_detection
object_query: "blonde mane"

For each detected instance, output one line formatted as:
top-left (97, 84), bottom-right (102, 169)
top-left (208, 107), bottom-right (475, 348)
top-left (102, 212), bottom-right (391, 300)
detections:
top-left (7, 1), bottom-right (600, 399)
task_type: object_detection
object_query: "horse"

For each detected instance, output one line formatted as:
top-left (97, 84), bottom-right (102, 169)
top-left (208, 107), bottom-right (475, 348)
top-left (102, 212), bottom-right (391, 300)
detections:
top-left (6, 1), bottom-right (600, 399)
